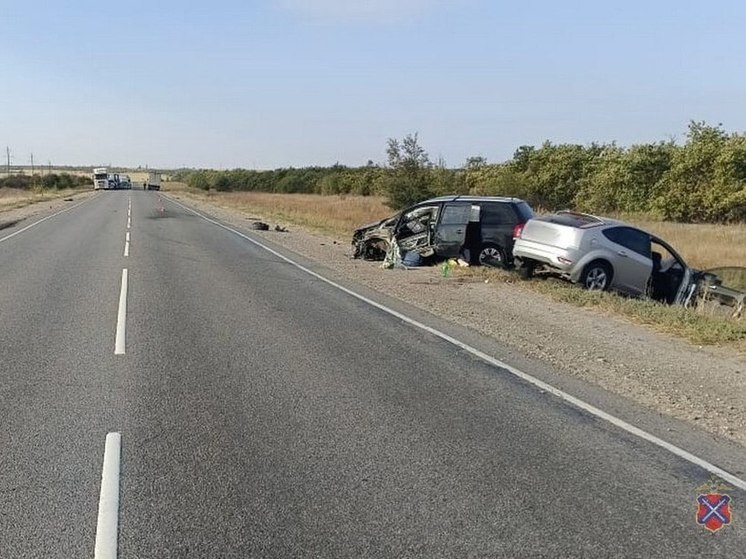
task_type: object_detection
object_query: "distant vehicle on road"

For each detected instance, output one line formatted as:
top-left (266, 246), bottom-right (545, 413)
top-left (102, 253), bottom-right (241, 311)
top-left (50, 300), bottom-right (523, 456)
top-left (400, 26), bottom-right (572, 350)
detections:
top-left (119, 174), bottom-right (132, 189)
top-left (108, 173), bottom-right (120, 189)
top-left (92, 168), bottom-right (109, 190)
top-left (145, 172), bottom-right (161, 191)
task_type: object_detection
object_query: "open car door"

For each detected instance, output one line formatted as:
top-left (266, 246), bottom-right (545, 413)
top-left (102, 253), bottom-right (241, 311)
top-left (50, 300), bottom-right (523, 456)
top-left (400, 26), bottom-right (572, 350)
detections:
top-left (394, 205), bottom-right (440, 256)
top-left (649, 237), bottom-right (696, 305)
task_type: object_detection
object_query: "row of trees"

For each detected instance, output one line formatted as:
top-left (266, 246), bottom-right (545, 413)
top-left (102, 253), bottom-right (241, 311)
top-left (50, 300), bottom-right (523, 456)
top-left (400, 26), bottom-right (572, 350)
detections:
top-left (177, 121), bottom-right (746, 222)
top-left (0, 173), bottom-right (92, 190)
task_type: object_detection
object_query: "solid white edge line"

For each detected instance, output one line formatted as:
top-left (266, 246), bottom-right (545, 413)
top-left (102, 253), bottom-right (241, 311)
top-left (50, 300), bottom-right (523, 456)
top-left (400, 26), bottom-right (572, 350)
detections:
top-left (114, 269), bottom-right (128, 355)
top-left (164, 195), bottom-right (746, 493)
top-left (0, 196), bottom-right (93, 244)
top-left (94, 432), bottom-right (121, 559)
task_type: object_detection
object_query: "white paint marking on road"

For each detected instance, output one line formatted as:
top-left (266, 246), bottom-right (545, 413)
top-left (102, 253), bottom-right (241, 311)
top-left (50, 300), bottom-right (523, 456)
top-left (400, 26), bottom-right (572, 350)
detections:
top-left (126, 216), bottom-right (131, 230)
top-left (0, 196), bottom-right (93, 245)
top-left (114, 269), bottom-right (128, 355)
top-left (166, 195), bottom-right (746, 492)
top-left (123, 232), bottom-right (130, 257)
top-left (94, 432), bottom-right (121, 559)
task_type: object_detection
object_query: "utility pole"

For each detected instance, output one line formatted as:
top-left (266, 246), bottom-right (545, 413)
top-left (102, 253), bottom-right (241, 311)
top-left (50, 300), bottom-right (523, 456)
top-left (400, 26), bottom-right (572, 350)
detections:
top-left (6, 146), bottom-right (10, 176)
top-left (30, 153), bottom-right (35, 175)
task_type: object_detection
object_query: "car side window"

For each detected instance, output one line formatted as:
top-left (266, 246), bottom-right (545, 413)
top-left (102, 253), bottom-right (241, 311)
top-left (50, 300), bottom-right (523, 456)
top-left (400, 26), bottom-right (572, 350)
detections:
top-left (397, 205), bottom-right (439, 236)
top-left (602, 227), bottom-right (651, 257)
top-left (440, 203), bottom-right (471, 225)
top-left (480, 202), bottom-right (516, 225)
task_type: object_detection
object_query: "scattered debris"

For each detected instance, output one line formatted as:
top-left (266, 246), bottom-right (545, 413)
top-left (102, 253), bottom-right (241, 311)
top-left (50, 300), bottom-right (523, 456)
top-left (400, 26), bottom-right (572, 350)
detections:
top-left (64, 198), bottom-right (74, 202)
top-left (250, 221), bottom-right (270, 231)
top-left (402, 251), bottom-right (424, 267)
top-left (274, 225), bottom-right (288, 232)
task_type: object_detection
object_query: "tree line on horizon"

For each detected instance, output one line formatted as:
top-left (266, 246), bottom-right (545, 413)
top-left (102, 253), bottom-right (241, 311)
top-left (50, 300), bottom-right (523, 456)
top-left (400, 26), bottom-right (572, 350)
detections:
top-left (173, 120), bottom-right (744, 223)
top-left (0, 173), bottom-right (91, 190)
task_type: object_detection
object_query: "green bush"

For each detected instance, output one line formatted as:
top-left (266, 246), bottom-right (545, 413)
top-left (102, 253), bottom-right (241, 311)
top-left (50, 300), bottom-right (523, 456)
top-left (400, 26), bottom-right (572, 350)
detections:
top-left (174, 121), bottom-right (746, 222)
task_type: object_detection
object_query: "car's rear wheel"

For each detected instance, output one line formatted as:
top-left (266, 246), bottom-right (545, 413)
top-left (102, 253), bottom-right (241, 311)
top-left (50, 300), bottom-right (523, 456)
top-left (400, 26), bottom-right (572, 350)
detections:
top-left (517, 260), bottom-right (535, 280)
top-left (478, 244), bottom-right (506, 268)
top-left (581, 261), bottom-right (612, 291)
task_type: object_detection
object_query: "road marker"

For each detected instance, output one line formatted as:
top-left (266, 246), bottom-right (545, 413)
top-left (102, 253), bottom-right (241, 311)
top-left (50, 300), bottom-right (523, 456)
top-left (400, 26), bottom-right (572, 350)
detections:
top-left (0, 196), bottom-right (93, 245)
top-left (94, 432), bottom-right (121, 559)
top-left (115, 269), bottom-right (128, 355)
top-left (166, 195), bottom-right (746, 493)
top-left (123, 232), bottom-right (130, 257)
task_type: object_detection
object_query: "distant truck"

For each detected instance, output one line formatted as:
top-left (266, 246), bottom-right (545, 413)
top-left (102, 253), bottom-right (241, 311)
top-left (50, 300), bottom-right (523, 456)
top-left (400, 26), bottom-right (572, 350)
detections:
top-left (108, 173), bottom-right (120, 189)
top-left (145, 172), bottom-right (161, 191)
top-left (93, 168), bottom-right (109, 190)
top-left (119, 174), bottom-right (132, 189)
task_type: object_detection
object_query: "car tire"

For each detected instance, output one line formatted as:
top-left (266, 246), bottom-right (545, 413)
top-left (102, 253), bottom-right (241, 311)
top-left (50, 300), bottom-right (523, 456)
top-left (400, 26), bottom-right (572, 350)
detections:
top-left (580, 261), bottom-right (612, 291)
top-left (518, 260), bottom-right (535, 280)
top-left (478, 243), bottom-right (507, 268)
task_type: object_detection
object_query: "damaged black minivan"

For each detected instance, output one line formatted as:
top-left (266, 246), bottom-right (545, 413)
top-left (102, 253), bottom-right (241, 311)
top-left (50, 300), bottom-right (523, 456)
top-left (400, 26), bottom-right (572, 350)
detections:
top-left (352, 195), bottom-right (534, 267)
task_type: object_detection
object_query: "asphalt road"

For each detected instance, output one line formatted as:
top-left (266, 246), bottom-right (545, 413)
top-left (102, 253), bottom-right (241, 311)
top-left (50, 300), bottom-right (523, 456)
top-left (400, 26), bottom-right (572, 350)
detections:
top-left (1, 190), bottom-right (745, 558)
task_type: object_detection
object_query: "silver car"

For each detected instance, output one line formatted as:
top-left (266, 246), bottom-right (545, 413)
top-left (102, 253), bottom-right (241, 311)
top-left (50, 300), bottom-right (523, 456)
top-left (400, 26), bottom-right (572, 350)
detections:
top-left (512, 211), bottom-right (699, 304)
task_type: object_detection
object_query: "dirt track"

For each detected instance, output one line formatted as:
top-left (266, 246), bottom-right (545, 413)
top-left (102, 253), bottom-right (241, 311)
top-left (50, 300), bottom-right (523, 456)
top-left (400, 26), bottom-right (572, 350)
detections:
top-left (169, 192), bottom-right (746, 450)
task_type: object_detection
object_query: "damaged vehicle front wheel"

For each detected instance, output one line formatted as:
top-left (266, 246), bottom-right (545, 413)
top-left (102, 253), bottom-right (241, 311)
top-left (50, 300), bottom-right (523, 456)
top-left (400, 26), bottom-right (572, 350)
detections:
top-left (359, 238), bottom-right (390, 261)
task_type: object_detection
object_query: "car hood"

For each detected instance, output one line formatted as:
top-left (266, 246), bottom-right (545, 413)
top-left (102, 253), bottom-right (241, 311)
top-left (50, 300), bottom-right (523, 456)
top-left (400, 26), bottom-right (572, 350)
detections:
top-left (353, 213), bottom-right (400, 237)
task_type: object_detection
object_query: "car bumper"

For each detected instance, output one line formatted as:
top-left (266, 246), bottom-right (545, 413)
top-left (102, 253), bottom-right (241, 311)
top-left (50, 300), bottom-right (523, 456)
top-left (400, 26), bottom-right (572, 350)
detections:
top-left (513, 240), bottom-right (577, 274)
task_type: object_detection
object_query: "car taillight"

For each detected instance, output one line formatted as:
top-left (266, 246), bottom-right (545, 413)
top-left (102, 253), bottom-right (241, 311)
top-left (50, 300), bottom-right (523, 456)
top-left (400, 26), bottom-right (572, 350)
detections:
top-left (513, 223), bottom-right (525, 239)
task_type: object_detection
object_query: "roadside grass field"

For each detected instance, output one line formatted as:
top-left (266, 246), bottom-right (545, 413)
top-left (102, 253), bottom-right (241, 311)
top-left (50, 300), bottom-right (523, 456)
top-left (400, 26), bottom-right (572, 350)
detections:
top-left (173, 188), bottom-right (746, 353)
top-left (617, 215), bottom-right (746, 269)
top-left (170, 187), bottom-right (391, 237)
top-left (0, 187), bottom-right (88, 211)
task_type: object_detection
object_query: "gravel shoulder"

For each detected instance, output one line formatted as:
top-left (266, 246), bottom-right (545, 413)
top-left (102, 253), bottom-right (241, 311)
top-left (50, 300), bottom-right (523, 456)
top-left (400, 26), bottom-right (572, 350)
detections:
top-left (169, 192), bottom-right (746, 449)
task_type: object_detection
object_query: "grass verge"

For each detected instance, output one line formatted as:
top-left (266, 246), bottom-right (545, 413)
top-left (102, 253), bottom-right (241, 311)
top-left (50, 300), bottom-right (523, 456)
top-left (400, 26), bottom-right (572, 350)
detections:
top-left (454, 266), bottom-right (746, 354)
top-left (168, 186), bottom-right (389, 237)
top-left (0, 187), bottom-right (90, 212)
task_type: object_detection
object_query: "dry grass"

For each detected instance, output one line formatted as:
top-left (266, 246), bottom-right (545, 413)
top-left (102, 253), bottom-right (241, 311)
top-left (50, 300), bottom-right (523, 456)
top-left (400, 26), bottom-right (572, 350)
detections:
top-left (453, 266), bottom-right (746, 354)
top-left (0, 187), bottom-right (88, 211)
top-left (621, 217), bottom-right (746, 269)
top-left (178, 189), bottom-right (391, 237)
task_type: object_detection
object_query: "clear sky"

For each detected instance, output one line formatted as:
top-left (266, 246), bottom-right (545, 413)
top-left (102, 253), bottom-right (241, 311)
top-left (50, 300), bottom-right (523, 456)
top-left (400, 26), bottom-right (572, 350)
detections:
top-left (1, 0), bottom-right (744, 170)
